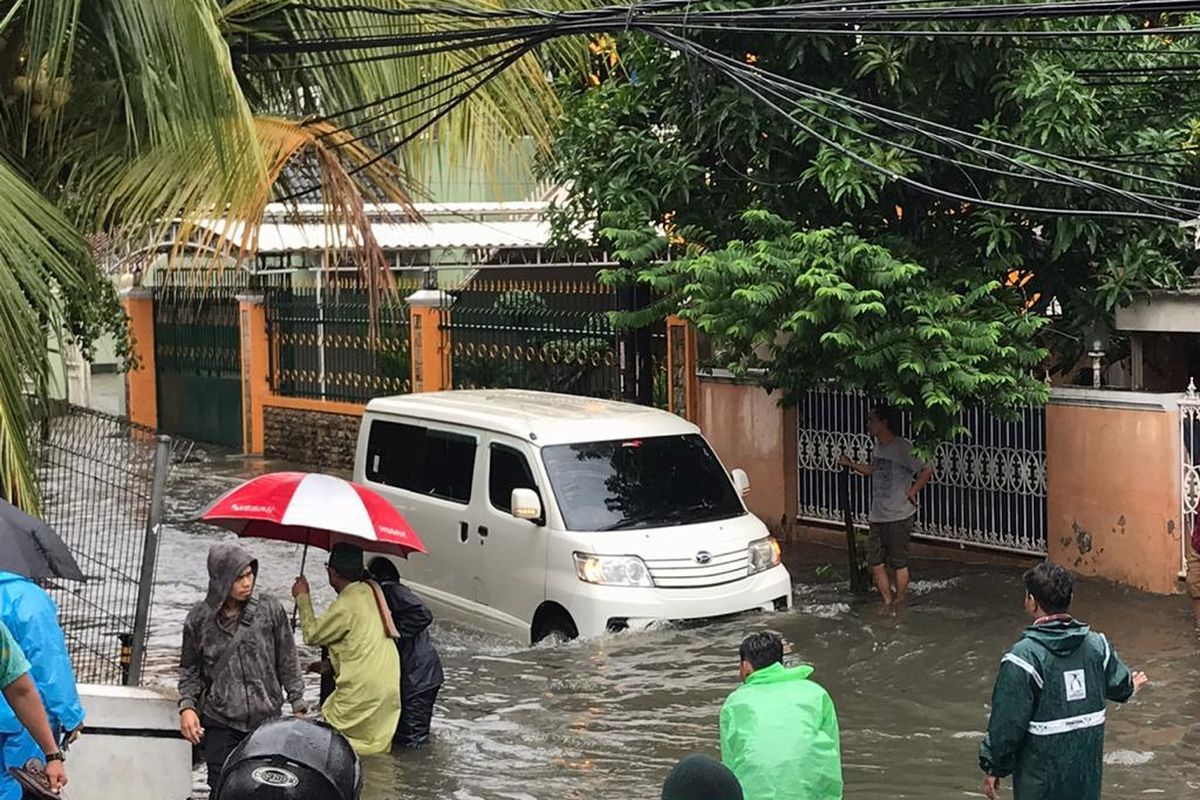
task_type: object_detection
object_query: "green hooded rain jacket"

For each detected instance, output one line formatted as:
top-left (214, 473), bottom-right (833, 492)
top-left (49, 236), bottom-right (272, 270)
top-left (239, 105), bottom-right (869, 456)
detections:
top-left (720, 662), bottom-right (843, 800)
top-left (980, 618), bottom-right (1135, 800)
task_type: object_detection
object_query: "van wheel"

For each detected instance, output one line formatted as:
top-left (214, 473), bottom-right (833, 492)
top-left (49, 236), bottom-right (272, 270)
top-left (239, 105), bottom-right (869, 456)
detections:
top-left (532, 608), bottom-right (578, 646)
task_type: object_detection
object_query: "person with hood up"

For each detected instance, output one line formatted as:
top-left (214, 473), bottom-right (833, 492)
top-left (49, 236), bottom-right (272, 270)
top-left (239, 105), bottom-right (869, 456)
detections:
top-left (367, 556), bottom-right (444, 749)
top-left (980, 560), bottom-right (1148, 800)
top-left (719, 632), bottom-right (842, 800)
top-left (0, 572), bottom-right (83, 800)
top-left (292, 543), bottom-right (400, 756)
top-left (178, 543), bottom-right (308, 793)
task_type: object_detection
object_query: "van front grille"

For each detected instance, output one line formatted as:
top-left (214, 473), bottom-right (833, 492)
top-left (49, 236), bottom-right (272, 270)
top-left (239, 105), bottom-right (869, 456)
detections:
top-left (644, 548), bottom-right (749, 589)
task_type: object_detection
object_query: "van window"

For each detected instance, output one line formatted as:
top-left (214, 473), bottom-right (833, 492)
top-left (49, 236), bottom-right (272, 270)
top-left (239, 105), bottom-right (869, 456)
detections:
top-left (540, 434), bottom-right (744, 531)
top-left (366, 420), bottom-right (476, 504)
top-left (489, 444), bottom-right (538, 513)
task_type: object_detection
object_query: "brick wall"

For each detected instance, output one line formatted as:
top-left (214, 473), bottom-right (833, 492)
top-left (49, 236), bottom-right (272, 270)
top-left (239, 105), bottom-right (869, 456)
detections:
top-left (263, 405), bottom-right (362, 472)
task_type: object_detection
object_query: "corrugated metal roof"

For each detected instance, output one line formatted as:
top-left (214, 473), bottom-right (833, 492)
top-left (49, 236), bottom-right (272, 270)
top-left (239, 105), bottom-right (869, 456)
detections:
top-left (192, 218), bottom-right (553, 253)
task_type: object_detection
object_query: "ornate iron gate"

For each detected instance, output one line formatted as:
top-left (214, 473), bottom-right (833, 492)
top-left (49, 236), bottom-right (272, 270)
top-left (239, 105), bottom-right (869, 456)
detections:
top-left (1179, 380), bottom-right (1200, 576)
top-left (797, 388), bottom-right (1048, 555)
top-left (154, 288), bottom-right (243, 448)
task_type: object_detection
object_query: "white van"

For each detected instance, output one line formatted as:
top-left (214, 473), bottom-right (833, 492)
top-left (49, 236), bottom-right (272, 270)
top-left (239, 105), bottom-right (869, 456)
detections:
top-left (353, 390), bottom-right (792, 644)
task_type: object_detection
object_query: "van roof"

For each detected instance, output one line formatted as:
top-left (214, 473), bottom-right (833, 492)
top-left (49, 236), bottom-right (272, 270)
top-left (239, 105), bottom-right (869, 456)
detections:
top-left (364, 390), bottom-right (698, 446)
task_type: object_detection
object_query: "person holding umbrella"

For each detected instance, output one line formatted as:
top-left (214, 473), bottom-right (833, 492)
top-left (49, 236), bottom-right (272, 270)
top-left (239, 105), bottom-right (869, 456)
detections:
top-left (200, 473), bottom-right (424, 757)
top-left (292, 543), bottom-right (400, 756)
top-left (178, 543), bottom-right (308, 794)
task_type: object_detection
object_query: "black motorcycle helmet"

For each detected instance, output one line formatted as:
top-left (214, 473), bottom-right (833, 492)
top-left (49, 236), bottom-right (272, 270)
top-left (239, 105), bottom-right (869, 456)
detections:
top-left (215, 718), bottom-right (361, 800)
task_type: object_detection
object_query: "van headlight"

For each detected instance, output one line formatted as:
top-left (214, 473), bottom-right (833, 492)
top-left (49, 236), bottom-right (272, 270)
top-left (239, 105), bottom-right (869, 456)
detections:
top-left (747, 537), bottom-right (782, 575)
top-left (573, 553), bottom-right (654, 587)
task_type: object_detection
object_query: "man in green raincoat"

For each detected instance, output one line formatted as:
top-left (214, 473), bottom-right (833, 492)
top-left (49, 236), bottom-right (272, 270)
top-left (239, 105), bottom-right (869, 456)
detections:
top-left (980, 561), bottom-right (1148, 800)
top-left (292, 543), bottom-right (401, 756)
top-left (720, 632), bottom-right (842, 800)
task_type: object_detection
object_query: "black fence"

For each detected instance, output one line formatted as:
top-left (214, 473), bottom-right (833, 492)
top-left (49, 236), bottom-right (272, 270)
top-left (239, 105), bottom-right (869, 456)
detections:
top-left (441, 278), bottom-right (667, 404)
top-left (266, 280), bottom-right (414, 402)
top-left (34, 406), bottom-right (187, 685)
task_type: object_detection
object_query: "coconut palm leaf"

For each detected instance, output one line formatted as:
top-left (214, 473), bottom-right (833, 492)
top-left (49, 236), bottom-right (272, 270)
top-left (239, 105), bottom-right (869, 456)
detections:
top-left (0, 155), bottom-right (86, 509)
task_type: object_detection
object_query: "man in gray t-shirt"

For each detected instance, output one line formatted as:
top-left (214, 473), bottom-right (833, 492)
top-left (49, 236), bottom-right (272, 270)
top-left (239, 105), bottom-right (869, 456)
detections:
top-left (839, 404), bottom-right (933, 606)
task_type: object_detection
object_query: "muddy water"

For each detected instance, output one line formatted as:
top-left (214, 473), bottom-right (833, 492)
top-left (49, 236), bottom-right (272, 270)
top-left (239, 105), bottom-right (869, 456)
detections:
top-left (142, 454), bottom-right (1200, 799)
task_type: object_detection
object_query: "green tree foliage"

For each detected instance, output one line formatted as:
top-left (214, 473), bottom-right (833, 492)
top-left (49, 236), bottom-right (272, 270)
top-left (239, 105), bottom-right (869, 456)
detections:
top-left (611, 210), bottom-right (1048, 443)
top-left (541, 16), bottom-right (1200, 442)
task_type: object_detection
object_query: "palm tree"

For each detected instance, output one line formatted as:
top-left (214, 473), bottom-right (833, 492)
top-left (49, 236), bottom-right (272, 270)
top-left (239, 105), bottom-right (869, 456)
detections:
top-left (0, 0), bottom-right (586, 508)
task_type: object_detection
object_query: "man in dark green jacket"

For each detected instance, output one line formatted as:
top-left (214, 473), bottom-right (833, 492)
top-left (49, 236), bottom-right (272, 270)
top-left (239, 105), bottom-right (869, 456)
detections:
top-left (720, 632), bottom-right (842, 800)
top-left (980, 561), bottom-right (1148, 800)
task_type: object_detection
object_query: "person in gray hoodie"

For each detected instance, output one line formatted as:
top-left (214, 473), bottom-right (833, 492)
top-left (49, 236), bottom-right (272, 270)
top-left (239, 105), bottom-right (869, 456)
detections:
top-left (178, 543), bottom-right (307, 794)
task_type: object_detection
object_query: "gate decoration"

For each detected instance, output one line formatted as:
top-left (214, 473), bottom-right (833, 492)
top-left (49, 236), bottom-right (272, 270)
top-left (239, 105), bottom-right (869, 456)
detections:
top-left (797, 388), bottom-right (1048, 555)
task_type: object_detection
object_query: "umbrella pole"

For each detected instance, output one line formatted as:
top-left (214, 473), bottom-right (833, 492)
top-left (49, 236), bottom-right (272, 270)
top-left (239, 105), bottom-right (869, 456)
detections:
top-left (291, 530), bottom-right (311, 631)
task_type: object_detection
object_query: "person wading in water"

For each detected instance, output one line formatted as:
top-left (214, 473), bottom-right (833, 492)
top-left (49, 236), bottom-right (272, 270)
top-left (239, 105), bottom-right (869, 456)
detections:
top-left (839, 403), bottom-right (933, 608)
top-left (292, 543), bottom-right (400, 756)
top-left (178, 543), bottom-right (308, 794)
top-left (980, 561), bottom-right (1148, 800)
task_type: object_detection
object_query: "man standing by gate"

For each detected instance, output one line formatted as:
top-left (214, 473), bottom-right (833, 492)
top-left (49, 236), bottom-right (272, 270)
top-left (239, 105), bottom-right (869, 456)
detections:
top-left (979, 561), bottom-right (1148, 800)
top-left (839, 403), bottom-right (933, 607)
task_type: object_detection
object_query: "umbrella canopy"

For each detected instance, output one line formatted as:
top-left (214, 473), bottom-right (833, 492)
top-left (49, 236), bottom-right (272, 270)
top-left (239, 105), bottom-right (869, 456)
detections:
top-left (199, 472), bottom-right (425, 558)
top-left (0, 500), bottom-right (86, 582)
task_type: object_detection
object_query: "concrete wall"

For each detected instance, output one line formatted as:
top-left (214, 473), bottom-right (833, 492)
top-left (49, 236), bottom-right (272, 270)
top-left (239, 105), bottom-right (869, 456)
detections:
top-left (696, 375), bottom-right (795, 534)
top-left (1046, 388), bottom-right (1183, 594)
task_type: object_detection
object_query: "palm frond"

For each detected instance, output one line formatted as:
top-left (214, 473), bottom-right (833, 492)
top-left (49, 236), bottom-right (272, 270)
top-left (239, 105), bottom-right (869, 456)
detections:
top-left (0, 155), bottom-right (87, 510)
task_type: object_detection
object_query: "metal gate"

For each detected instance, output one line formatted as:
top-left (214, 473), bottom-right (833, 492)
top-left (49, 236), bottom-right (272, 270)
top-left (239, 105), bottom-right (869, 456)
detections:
top-left (1179, 380), bottom-right (1199, 576)
top-left (797, 388), bottom-right (1048, 555)
top-left (154, 288), bottom-right (243, 448)
top-left (35, 406), bottom-right (188, 685)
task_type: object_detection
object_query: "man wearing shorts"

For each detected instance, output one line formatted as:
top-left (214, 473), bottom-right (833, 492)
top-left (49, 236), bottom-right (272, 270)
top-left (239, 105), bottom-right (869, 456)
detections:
top-left (840, 404), bottom-right (933, 606)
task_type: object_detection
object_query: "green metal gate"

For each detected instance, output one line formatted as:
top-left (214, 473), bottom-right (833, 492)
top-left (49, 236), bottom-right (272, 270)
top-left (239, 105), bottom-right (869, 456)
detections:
top-left (154, 288), bottom-right (243, 448)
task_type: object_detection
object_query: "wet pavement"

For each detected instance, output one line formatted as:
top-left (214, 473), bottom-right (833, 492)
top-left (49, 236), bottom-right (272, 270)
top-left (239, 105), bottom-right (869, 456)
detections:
top-left (143, 453), bottom-right (1200, 799)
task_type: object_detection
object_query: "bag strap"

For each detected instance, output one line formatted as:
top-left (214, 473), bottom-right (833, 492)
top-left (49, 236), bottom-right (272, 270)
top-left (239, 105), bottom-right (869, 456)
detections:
top-left (208, 597), bottom-right (259, 684)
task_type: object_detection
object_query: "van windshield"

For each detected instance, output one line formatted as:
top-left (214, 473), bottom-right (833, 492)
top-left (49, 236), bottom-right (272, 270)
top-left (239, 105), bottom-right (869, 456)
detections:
top-left (540, 434), bottom-right (746, 532)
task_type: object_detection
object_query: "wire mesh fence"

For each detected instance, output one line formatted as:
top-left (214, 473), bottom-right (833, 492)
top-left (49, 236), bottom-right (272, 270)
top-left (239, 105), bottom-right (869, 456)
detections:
top-left (34, 405), bottom-right (191, 685)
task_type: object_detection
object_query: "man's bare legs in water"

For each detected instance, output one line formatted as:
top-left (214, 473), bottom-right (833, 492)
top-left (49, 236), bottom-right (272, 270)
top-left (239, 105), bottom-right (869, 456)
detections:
top-left (872, 564), bottom-right (910, 609)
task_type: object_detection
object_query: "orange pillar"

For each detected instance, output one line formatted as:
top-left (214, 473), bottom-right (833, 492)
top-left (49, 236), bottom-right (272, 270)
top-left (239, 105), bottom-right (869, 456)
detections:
top-left (121, 288), bottom-right (157, 429)
top-left (407, 288), bottom-right (453, 393)
top-left (238, 294), bottom-right (270, 454)
top-left (666, 315), bottom-right (699, 421)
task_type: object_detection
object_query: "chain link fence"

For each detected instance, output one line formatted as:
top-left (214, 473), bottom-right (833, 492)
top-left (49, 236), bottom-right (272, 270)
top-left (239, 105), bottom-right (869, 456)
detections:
top-left (35, 405), bottom-right (193, 685)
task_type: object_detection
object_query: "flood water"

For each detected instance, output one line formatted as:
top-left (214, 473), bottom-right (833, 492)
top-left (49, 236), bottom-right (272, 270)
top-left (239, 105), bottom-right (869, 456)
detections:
top-left (140, 453), bottom-right (1200, 799)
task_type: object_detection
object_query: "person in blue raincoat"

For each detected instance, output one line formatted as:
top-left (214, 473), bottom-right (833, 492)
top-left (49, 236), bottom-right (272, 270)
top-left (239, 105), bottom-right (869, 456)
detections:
top-left (0, 571), bottom-right (84, 800)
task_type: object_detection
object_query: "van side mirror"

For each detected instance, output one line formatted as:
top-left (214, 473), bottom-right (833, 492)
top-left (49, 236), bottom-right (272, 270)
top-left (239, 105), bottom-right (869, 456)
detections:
top-left (511, 488), bottom-right (543, 522)
top-left (731, 469), bottom-right (751, 497)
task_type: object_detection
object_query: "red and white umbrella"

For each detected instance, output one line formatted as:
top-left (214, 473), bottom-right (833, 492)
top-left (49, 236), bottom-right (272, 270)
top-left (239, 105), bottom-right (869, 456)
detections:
top-left (199, 471), bottom-right (425, 558)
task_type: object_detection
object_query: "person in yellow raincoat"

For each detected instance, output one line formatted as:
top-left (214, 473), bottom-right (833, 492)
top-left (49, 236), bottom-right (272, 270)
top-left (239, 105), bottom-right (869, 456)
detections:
top-left (292, 543), bottom-right (400, 755)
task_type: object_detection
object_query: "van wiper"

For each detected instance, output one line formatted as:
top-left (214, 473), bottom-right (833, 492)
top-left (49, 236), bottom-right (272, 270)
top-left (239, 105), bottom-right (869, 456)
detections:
top-left (599, 502), bottom-right (721, 531)
top-left (598, 510), bottom-right (671, 531)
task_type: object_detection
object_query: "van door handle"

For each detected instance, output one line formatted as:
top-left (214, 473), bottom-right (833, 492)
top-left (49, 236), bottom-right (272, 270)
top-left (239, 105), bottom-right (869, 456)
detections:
top-left (478, 525), bottom-right (489, 540)
top-left (459, 522), bottom-right (469, 543)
